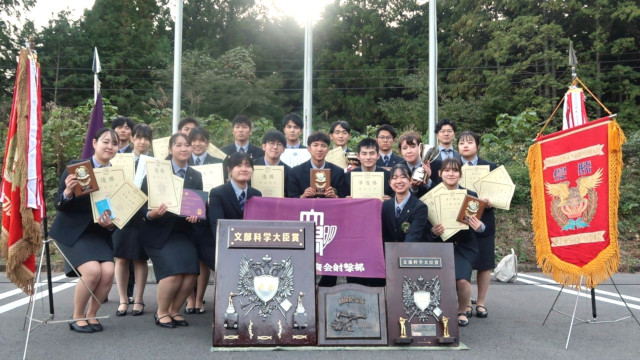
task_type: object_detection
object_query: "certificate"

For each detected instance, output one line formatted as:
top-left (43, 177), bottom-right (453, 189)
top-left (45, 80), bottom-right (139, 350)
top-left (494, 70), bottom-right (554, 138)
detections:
top-left (152, 136), bottom-right (170, 160)
top-left (251, 165), bottom-right (285, 198)
top-left (166, 174), bottom-right (184, 215)
top-left (419, 183), bottom-right (448, 225)
top-left (280, 149), bottom-right (311, 168)
top-left (111, 153), bottom-right (135, 183)
top-left (207, 143), bottom-right (227, 160)
top-left (476, 181), bottom-right (516, 210)
top-left (350, 172), bottom-right (384, 199)
top-left (146, 161), bottom-right (180, 209)
top-left (325, 147), bottom-right (347, 168)
top-left (191, 163), bottom-right (225, 192)
top-left (461, 165), bottom-right (490, 193)
top-left (436, 190), bottom-right (468, 230)
top-left (109, 180), bottom-right (148, 229)
top-left (134, 154), bottom-right (170, 188)
top-left (90, 167), bottom-right (127, 222)
top-left (476, 165), bottom-right (514, 185)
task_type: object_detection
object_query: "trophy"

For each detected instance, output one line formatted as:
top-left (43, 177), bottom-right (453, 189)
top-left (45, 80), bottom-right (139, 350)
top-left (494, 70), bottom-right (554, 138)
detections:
top-left (66, 160), bottom-right (99, 197)
top-left (223, 292), bottom-right (239, 330)
top-left (411, 166), bottom-right (428, 182)
top-left (438, 316), bottom-right (456, 344)
top-left (395, 316), bottom-right (413, 344)
top-left (293, 292), bottom-right (308, 329)
top-left (311, 169), bottom-right (331, 197)
top-left (346, 151), bottom-right (360, 166)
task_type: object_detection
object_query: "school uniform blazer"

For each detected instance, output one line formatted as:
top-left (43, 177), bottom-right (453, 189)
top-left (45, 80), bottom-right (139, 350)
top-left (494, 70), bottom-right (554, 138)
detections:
top-left (208, 181), bottom-right (262, 238)
top-left (188, 153), bottom-right (222, 166)
top-left (119, 144), bottom-right (133, 154)
top-left (381, 194), bottom-right (429, 243)
top-left (286, 160), bottom-right (348, 198)
top-left (139, 167), bottom-right (203, 249)
top-left (50, 159), bottom-right (112, 247)
top-left (474, 157), bottom-right (497, 237)
top-left (252, 157), bottom-right (292, 197)
top-left (220, 143), bottom-right (265, 159)
top-left (345, 166), bottom-right (394, 198)
top-left (376, 152), bottom-right (403, 167)
top-left (429, 150), bottom-right (462, 188)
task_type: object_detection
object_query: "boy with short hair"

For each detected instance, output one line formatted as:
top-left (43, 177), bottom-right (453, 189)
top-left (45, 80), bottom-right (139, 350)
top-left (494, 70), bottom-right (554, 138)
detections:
top-left (346, 138), bottom-right (393, 199)
top-left (220, 115), bottom-right (265, 159)
top-left (282, 113), bottom-right (306, 149)
top-left (112, 117), bottom-right (135, 153)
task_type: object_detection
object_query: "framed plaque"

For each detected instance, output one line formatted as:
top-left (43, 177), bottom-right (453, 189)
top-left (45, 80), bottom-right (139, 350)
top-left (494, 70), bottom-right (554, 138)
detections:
top-left (350, 172), bottom-right (385, 199)
top-left (385, 242), bottom-right (459, 347)
top-left (251, 165), bottom-right (285, 198)
top-left (317, 284), bottom-right (387, 346)
top-left (66, 160), bottom-right (99, 197)
top-left (310, 169), bottom-right (331, 197)
top-left (456, 194), bottom-right (486, 224)
top-left (213, 220), bottom-right (317, 347)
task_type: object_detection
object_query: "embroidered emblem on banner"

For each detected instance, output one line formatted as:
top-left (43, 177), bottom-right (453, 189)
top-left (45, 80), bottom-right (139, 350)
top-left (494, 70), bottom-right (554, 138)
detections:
top-left (300, 209), bottom-right (337, 256)
top-left (237, 255), bottom-right (294, 318)
top-left (545, 168), bottom-right (602, 231)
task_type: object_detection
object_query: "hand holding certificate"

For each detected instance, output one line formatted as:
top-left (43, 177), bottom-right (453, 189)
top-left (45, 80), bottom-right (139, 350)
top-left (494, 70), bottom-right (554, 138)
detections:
top-left (90, 167), bottom-right (127, 222)
top-left (146, 161), bottom-right (180, 210)
top-left (109, 180), bottom-right (148, 229)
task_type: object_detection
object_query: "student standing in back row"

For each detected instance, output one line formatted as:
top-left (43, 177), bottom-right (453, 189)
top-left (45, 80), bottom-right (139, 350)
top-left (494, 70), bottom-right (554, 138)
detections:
top-left (221, 115), bottom-right (265, 159)
top-left (282, 113), bottom-right (306, 149)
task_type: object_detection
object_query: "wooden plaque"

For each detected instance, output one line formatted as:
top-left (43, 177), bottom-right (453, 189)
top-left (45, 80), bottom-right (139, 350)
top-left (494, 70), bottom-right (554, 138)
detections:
top-left (66, 160), bottom-right (99, 197)
top-left (213, 220), bottom-right (317, 347)
top-left (384, 242), bottom-right (459, 347)
top-left (456, 194), bottom-right (486, 224)
top-left (317, 284), bottom-right (387, 346)
top-left (310, 169), bottom-right (331, 197)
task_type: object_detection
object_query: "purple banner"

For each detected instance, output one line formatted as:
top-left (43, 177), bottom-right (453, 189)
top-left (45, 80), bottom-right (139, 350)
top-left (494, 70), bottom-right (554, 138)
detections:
top-left (244, 198), bottom-right (385, 278)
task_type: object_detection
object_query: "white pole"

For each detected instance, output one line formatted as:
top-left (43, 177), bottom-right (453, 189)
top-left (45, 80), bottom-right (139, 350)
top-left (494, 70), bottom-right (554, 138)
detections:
top-left (302, 9), bottom-right (313, 145)
top-left (428, 0), bottom-right (437, 146)
top-left (92, 47), bottom-right (100, 102)
top-left (172, 0), bottom-right (184, 134)
top-left (94, 73), bottom-right (98, 103)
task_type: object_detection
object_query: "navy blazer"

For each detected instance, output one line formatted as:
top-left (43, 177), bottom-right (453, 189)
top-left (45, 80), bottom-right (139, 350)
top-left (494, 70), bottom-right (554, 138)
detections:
top-left (252, 157), bottom-right (292, 198)
top-left (188, 153), bottom-right (222, 166)
top-left (381, 194), bottom-right (429, 243)
top-left (50, 159), bottom-right (113, 246)
top-left (376, 152), bottom-right (403, 168)
top-left (345, 166), bottom-right (394, 198)
top-left (208, 181), bottom-right (262, 239)
top-left (139, 166), bottom-right (203, 249)
top-left (220, 143), bottom-right (265, 159)
top-left (287, 160), bottom-right (348, 198)
top-left (119, 144), bottom-right (133, 154)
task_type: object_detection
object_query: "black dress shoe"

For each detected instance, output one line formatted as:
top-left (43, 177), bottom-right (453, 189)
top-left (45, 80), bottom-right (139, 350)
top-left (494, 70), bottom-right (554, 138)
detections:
top-left (89, 322), bottom-right (103, 332)
top-left (69, 321), bottom-right (94, 333)
top-left (464, 305), bottom-right (473, 318)
top-left (457, 313), bottom-right (469, 327)
top-left (475, 305), bottom-right (488, 318)
top-left (116, 303), bottom-right (128, 316)
top-left (131, 303), bottom-right (145, 316)
top-left (195, 308), bottom-right (205, 315)
top-left (170, 314), bottom-right (189, 326)
top-left (154, 313), bottom-right (176, 328)
top-left (184, 308), bottom-right (196, 314)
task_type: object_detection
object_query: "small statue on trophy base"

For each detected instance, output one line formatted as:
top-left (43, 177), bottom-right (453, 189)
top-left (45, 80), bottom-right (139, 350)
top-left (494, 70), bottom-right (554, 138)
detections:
top-left (438, 316), bottom-right (456, 344)
top-left (223, 292), bottom-right (238, 330)
top-left (395, 316), bottom-right (413, 344)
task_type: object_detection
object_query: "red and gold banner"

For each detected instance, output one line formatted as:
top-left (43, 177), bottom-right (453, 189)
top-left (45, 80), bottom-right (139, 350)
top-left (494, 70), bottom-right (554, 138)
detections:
top-left (527, 117), bottom-right (625, 288)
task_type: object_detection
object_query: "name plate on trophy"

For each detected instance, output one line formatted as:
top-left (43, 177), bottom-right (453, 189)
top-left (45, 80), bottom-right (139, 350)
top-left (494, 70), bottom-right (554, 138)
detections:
top-left (310, 169), bottom-right (331, 197)
top-left (66, 160), bottom-right (99, 197)
top-left (227, 226), bottom-right (306, 249)
top-left (317, 284), bottom-right (387, 346)
top-left (399, 257), bottom-right (442, 268)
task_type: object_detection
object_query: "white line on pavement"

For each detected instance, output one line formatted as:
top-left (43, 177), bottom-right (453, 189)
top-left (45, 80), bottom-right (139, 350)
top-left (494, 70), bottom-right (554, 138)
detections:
top-left (517, 273), bottom-right (640, 303)
top-left (0, 274), bottom-right (68, 300)
top-left (0, 279), bottom-right (78, 314)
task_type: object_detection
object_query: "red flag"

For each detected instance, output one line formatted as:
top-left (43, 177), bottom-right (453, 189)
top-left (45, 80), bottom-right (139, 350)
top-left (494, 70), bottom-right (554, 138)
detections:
top-left (1, 48), bottom-right (45, 295)
top-left (562, 87), bottom-right (588, 130)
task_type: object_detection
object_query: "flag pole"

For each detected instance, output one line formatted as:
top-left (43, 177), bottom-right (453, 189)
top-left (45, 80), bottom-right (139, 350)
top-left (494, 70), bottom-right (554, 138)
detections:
top-left (428, 0), bottom-right (438, 146)
top-left (172, 0), bottom-right (184, 134)
top-left (92, 47), bottom-right (101, 103)
top-left (302, 3), bottom-right (313, 146)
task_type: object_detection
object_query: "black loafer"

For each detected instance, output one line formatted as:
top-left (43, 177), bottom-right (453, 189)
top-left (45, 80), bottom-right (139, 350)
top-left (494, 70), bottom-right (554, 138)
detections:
top-left (154, 313), bottom-right (176, 329)
top-left (475, 305), bottom-right (488, 318)
top-left (457, 313), bottom-right (469, 327)
top-left (89, 322), bottom-right (103, 332)
top-left (69, 321), bottom-right (94, 333)
top-left (171, 314), bottom-right (189, 326)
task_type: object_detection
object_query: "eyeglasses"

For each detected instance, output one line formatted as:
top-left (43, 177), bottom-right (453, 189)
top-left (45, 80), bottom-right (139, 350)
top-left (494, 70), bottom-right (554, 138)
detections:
top-left (439, 129), bottom-right (454, 134)
top-left (377, 136), bottom-right (394, 141)
top-left (266, 141), bottom-right (283, 148)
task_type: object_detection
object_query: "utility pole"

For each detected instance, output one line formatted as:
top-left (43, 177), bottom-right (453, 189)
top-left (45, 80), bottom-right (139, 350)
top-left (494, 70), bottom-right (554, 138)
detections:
top-left (302, 9), bottom-right (313, 145)
top-left (428, 0), bottom-right (437, 146)
top-left (172, 0), bottom-right (184, 134)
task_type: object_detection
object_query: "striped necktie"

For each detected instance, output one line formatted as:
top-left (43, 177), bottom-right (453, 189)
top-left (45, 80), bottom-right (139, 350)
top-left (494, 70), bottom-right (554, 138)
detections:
top-left (383, 155), bottom-right (389, 166)
top-left (177, 169), bottom-right (186, 178)
top-left (195, 157), bottom-right (201, 165)
top-left (396, 206), bottom-right (401, 218)
top-left (238, 191), bottom-right (246, 211)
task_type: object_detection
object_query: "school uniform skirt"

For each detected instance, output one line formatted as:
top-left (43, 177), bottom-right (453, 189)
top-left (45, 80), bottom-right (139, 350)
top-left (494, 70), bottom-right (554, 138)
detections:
top-left (112, 221), bottom-right (148, 260)
top-left (453, 238), bottom-right (479, 281)
top-left (145, 232), bottom-right (199, 281)
top-left (57, 223), bottom-right (113, 277)
top-left (473, 233), bottom-right (496, 271)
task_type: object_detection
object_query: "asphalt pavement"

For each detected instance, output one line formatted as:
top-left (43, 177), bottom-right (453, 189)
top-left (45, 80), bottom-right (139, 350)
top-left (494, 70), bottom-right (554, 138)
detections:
top-left (1, 272), bottom-right (638, 360)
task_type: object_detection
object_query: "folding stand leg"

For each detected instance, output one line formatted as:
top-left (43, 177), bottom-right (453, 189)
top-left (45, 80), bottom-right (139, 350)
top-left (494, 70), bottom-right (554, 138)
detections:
top-left (565, 276), bottom-right (584, 350)
top-left (610, 277), bottom-right (640, 327)
top-left (23, 239), bottom-right (48, 359)
top-left (542, 284), bottom-right (565, 325)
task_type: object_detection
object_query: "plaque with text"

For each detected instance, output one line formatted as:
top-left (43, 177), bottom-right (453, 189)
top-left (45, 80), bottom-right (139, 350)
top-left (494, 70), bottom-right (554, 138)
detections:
top-left (310, 169), bottom-right (331, 197)
top-left (385, 242), bottom-right (459, 347)
top-left (213, 220), bottom-right (317, 347)
top-left (66, 160), bottom-right (99, 197)
top-left (456, 194), bottom-right (486, 224)
top-left (317, 284), bottom-right (387, 346)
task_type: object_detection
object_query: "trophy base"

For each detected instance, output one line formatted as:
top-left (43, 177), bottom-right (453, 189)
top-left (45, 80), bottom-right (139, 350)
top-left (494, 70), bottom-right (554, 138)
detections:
top-left (438, 336), bottom-right (456, 344)
top-left (395, 337), bottom-right (413, 345)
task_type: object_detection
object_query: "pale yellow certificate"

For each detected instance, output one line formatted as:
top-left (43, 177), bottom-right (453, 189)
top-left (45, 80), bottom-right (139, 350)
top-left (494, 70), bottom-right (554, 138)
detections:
top-left (109, 180), bottom-right (148, 229)
top-left (207, 143), bottom-right (227, 160)
top-left (90, 167), bottom-right (127, 222)
top-left (152, 136), bottom-right (170, 160)
top-left (251, 165), bottom-right (285, 198)
top-left (350, 172), bottom-right (384, 199)
top-left (166, 174), bottom-right (184, 215)
top-left (476, 180), bottom-right (516, 210)
top-left (436, 190), bottom-right (468, 231)
top-left (111, 153), bottom-right (135, 183)
top-left (461, 165), bottom-right (490, 193)
top-left (476, 165), bottom-right (514, 185)
top-left (146, 161), bottom-right (179, 209)
top-left (191, 163), bottom-right (224, 193)
top-left (325, 147), bottom-right (347, 168)
top-left (280, 149), bottom-right (311, 168)
top-left (419, 183), bottom-right (447, 225)
top-left (134, 154), bottom-right (170, 188)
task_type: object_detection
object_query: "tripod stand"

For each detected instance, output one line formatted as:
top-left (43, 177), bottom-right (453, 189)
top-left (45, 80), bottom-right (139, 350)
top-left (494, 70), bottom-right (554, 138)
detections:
top-left (542, 275), bottom-right (640, 349)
